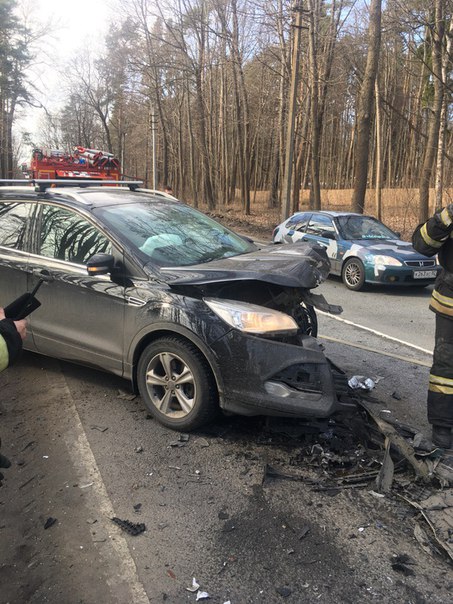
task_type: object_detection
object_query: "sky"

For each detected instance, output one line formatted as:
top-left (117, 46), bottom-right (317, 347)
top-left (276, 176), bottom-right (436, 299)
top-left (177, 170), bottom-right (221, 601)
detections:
top-left (16, 0), bottom-right (112, 146)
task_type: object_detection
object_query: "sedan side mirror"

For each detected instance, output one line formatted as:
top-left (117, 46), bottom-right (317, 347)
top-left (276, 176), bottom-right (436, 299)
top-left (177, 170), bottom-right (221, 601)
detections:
top-left (320, 231), bottom-right (336, 240)
top-left (86, 253), bottom-right (115, 276)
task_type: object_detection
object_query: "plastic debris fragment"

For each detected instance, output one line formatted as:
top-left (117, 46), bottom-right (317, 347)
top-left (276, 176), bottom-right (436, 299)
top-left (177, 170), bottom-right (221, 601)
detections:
top-left (186, 578), bottom-right (200, 593)
top-left (111, 517), bottom-right (146, 536)
top-left (196, 591), bottom-right (210, 601)
top-left (44, 517), bottom-right (57, 529)
top-left (348, 375), bottom-right (375, 390)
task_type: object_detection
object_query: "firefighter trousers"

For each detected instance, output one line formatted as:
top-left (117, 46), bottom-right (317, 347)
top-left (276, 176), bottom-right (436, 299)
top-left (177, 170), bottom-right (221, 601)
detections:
top-left (428, 314), bottom-right (453, 427)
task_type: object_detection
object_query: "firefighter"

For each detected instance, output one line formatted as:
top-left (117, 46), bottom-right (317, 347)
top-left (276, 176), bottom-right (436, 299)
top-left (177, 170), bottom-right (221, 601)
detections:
top-left (413, 205), bottom-right (453, 448)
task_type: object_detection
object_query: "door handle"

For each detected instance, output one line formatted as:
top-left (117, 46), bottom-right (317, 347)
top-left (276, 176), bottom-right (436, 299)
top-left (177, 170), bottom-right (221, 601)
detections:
top-left (32, 269), bottom-right (54, 283)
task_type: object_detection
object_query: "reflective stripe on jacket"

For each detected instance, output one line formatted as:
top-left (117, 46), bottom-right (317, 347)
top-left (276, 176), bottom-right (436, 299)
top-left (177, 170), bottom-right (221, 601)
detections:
top-left (413, 208), bottom-right (453, 319)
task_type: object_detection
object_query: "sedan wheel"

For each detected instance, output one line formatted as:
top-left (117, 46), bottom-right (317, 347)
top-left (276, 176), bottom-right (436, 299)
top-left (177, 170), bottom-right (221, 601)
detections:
top-left (138, 336), bottom-right (218, 431)
top-left (342, 257), bottom-right (366, 291)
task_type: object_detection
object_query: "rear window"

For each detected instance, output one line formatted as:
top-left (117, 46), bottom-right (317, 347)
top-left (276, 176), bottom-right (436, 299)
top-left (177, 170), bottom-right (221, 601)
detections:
top-left (0, 202), bottom-right (31, 250)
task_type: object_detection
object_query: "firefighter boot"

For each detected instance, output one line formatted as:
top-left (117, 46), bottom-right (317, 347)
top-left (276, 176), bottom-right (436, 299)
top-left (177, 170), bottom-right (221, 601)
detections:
top-left (432, 425), bottom-right (452, 449)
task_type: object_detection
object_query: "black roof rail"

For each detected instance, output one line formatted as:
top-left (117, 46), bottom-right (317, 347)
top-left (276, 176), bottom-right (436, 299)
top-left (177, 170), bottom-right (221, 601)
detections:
top-left (0, 178), bottom-right (143, 192)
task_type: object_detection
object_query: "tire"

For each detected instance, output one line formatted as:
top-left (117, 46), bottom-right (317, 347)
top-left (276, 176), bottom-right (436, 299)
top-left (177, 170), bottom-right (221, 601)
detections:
top-left (342, 257), bottom-right (366, 291)
top-left (137, 336), bottom-right (219, 431)
top-left (294, 303), bottom-right (318, 337)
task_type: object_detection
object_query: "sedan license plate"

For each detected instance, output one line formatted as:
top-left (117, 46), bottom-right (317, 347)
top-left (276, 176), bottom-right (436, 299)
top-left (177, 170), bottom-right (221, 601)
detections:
top-left (413, 269), bottom-right (437, 279)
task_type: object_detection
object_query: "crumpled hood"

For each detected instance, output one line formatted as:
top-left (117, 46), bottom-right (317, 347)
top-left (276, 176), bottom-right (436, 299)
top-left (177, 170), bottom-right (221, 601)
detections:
top-left (157, 242), bottom-right (330, 290)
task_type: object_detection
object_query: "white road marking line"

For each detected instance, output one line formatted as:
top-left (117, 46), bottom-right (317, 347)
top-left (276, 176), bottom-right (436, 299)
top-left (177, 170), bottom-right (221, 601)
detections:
top-left (318, 335), bottom-right (432, 367)
top-left (318, 310), bottom-right (432, 356)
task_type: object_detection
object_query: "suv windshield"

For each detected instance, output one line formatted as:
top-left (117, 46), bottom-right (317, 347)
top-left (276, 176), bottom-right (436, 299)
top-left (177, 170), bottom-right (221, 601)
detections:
top-left (94, 200), bottom-right (255, 267)
top-left (336, 215), bottom-right (397, 240)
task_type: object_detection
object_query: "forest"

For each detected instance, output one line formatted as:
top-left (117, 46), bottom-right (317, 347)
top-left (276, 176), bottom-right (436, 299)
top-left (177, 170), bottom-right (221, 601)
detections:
top-left (1, 0), bottom-right (453, 226)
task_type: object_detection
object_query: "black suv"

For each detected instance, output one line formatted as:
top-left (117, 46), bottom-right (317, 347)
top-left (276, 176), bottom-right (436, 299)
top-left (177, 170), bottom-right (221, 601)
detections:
top-left (0, 181), bottom-right (342, 430)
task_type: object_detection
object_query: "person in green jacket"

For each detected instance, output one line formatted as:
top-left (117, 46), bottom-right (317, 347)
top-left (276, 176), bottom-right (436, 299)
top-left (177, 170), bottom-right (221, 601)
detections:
top-left (0, 308), bottom-right (26, 371)
top-left (413, 205), bottom-right (453, 449)
top-left (0, 309), bottom-right (27, 484)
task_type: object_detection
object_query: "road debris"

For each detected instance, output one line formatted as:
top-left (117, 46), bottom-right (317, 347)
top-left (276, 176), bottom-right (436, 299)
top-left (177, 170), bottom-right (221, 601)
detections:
top-left (169, 433), bottom-right (190, 447)
top-left (348, 376), bottom-right (375, 390)
top-left (186, 578), bottom-right (200, 593)
top-left (196, 590), bottom-right (210, 601)
top-left (276, 586), bottom-right (292, 597)
top-left (390, 553), bottom-right (416, 576)
top-left (43, 517), bottom-right (57, 529)
top-left (256, 398), bottom-right (453, 562)
top-left (111, 517), bottom-right (146, 536)
top-left (91, 425), bottom-right (108, 432)
top-left (399, 490), bottom-right (453, 561)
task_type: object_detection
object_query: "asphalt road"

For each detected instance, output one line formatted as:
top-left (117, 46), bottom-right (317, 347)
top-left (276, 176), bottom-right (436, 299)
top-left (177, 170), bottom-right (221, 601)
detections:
top-left (317, 277), bottom-right (435, 351)
top-left (1, 284), bottom-right (450, 604)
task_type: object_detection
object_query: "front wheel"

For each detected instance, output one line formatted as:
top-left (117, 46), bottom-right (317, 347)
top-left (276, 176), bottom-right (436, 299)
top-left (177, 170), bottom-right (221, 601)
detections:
top-left (137, 336), bottom-right (218, 431)
top-left (342, 257), bottom-right (366, 291)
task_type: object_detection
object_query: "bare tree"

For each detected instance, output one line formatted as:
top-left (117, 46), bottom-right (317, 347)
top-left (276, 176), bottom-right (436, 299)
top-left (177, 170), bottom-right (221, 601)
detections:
top-left (351, 0), bottom-right (382, 213)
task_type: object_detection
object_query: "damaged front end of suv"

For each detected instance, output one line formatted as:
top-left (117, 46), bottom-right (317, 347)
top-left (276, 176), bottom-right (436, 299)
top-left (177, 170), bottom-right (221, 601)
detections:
top-left (156, 242), bottom-right (345, 424)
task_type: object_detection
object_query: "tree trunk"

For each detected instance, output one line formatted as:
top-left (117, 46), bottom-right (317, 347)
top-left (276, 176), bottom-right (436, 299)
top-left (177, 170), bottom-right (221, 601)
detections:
top-left (351, 0), bottom-right (382, 213)
top-left (434, 13), bottom-right (453, 212)
top-left (307, 0), bottom-right (321, 210)
top-left (419, 0), bottom-right (444, 222)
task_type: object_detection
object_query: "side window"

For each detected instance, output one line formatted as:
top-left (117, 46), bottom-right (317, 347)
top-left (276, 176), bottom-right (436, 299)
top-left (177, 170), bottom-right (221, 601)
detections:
top-left (306, 214), bottom-right (335, 237)
top-left (0, 202), bottom-right (31, 250)
top-left (286, 213), bottom-right (310, 232)
top-left (39, 206), bottom-right (110, 264)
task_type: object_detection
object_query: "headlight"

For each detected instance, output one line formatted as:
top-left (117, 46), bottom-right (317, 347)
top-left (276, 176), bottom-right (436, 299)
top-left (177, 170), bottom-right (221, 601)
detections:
top-left (204, 298), bottom-right (298, 334)
top-left (372, 255), bottom-right (402, 267)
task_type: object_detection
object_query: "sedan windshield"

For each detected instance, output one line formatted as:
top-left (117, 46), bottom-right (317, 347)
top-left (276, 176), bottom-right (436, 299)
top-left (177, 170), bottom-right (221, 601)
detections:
top-left (94, 199), bottom-right (256, 267)
top-left (336, 215), bottom-right (397, 240)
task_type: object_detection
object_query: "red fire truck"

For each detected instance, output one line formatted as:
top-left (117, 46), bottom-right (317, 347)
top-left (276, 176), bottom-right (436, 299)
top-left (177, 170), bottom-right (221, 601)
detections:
top-left (29, 147), bottom-right (121, 180)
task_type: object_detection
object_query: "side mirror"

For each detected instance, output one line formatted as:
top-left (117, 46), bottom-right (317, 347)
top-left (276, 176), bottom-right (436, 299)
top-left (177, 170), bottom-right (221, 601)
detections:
top-left (86, 253), bottom-right (115, 276)
top-left (320, 230), bottom-right (336, 240)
